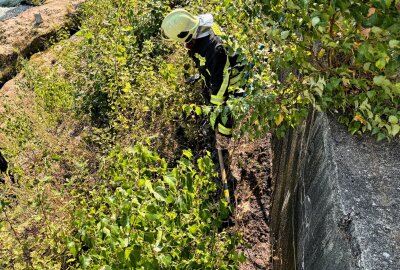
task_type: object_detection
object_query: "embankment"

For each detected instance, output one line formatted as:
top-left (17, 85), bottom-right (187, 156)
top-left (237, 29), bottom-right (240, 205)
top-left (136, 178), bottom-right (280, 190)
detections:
top-left (0, 0), bottom-right (84, 86)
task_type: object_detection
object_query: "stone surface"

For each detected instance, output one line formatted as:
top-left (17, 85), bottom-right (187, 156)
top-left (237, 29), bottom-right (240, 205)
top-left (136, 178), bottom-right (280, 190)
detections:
top-left (271, 110), bottom-right (400, 270)
top-left (0, 0), bottom-right (22, 7)
top-left (0, 0), bottom-right (84, 85)
top-left (0, 5), bottom-right (30, 21)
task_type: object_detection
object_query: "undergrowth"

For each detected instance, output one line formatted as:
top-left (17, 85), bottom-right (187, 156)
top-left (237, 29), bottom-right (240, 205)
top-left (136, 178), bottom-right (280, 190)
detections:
top-left (0, 0), bottom-right (399, 269)
top-left (1, 0), bottom-right (240, 268)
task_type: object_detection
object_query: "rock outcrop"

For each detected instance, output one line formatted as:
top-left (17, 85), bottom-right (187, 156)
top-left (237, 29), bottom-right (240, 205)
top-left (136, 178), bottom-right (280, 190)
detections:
top-left (0, 0), bottom-right (84, 85)
top-left (271, 110), bottom-right (400, 270)
top-left (0, 5), bottom-right (31, 22)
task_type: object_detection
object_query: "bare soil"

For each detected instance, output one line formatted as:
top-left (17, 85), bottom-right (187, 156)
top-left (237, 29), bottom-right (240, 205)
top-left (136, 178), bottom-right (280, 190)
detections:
top-left (228, 135), bottom-right (273, 270)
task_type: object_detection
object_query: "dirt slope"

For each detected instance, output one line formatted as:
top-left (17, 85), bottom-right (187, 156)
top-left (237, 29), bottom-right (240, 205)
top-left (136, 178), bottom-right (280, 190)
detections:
top-left (229, 135), bottom-right (273, 269)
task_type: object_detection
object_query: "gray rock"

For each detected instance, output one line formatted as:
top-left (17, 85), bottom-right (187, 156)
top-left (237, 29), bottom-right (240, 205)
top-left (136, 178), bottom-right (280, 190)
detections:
top-left (0, 7), bottom-right (12, 18)
top-left (0, 0), bottom-right (22, 7)
top-left (33, 12), bottom-right (42, 25)
top-left (0, 5), bottom-right (30, 21)
top-left (271, 110), bottom-right (400, 270)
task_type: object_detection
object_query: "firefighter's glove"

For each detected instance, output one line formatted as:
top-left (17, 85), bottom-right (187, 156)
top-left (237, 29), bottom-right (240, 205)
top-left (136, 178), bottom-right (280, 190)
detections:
top-left (185, 74), bottom-right (201, 85)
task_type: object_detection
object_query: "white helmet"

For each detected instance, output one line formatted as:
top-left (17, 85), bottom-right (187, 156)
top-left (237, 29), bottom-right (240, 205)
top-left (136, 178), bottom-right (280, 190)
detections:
top-left (161, 9), bottom-right (200, 43)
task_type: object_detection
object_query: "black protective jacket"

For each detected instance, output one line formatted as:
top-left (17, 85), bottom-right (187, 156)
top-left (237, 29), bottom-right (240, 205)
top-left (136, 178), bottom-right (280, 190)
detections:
top-left (188, 33), bottom-right (236, 99)
top-left (187, 32), bottom-right (243, 135)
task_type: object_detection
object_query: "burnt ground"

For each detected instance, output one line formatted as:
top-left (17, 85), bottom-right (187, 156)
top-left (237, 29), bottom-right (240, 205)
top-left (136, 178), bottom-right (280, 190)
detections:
top-left (227, 134), bottom-right (273, 270)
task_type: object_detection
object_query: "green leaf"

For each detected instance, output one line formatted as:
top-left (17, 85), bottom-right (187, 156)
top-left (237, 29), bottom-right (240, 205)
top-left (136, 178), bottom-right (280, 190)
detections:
top-left (327, 41), bottom-right (338, 48)
top-left (165, 194), bottom-right (175, 204)
top-left (375, 58), bottom-right (386, 69)
top-left (163, 173), bottom-right (176, 188)
top-left (371, 26), bottom-right (382, 34)
top-left (145, 180), bottom-right (154, 193)
top-left (221, 111), bottom-right (228, 125)
top-left (124, 248), bottom-right (132, 260)
top-left (182, 104), bottom-right (192, 116)
top-left (188, 224), bottom-right (198, 234)
top-left (79, 255), bottom-right (91, 269)
top-left (377, 132), bottom-right (386, 141)
top-left (145, 213), bottom-right (160, 221)
top-left (281, 30), bottom-right (290, 39)
top-left (363, 13), bottom-right (380, 28)
top-left (0, 200), bottom-right (10, 212)
top-left (182, 149), bottom-right (193, 159)
top-left (385, 0), bottom-right (393, 7)
top-left (389, 40), bottom-right (399, 48)
top-left (367, 91), bottom-right (376, 99)
top-left (202, 106), bottom-right (211, 115)
top-left (153, 190), bottom-right (166, 202)
top-left (312, 17), bottom-right (320, 27)
top-left (67, 241), bottom-right (77, 257)
top-left (102, 227), bottom-right (111, 237)
top-left (392, 124), bottom-right (400, 136)
top-left (374, 75), bottom-right (390, 86)
top-left (373, 75), bottom-right (387, 86)
top-left (154, 229), bottom-right (163, 252)
top-left (161, 255), bottom-right (172, 266)
top-left (388, 115), bottom-right (398, 124)
top-left (195, 106), bottom-right (202, 116)
top-left (395, 83), bottom-right (400, 95)
top-left (363, 62), bottom-right (371, 71)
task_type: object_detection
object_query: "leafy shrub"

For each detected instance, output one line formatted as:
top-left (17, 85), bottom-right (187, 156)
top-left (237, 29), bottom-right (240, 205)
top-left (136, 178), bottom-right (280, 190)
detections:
top-left (0, 1), bottom-right (240, 268)
top-left (52, 0), bottom-right (209, 156)
top-left (21, 61), bottom-right (75, 124)
top-left (197, 0), bottom-right (400, 140)
top-left (66, 145), bottom-right (242, 269)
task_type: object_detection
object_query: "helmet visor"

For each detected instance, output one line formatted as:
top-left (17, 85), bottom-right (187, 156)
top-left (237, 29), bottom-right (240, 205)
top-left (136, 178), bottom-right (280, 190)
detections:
top-left (178, 31), bottom-right (193, 43)
top-left (161, 29), bottom-right (194, 43)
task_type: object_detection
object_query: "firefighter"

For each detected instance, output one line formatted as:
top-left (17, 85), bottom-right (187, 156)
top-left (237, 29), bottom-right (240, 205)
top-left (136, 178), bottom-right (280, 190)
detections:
top-left (161, 9), bottom-right (245, 137)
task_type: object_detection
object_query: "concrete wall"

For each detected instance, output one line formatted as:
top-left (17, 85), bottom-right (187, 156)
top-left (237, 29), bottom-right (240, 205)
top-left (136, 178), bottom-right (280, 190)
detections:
top-left (271, 110), bottom-right (400, 270)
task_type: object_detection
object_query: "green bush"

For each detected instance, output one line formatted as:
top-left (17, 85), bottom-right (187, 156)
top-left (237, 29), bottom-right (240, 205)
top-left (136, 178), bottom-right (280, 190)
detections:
top-left (66, 145), bottom-right (243, 269)
top-left (216, 0), bottom-right (400, 140)
top-left (0, 1), bottom-right (240, 268)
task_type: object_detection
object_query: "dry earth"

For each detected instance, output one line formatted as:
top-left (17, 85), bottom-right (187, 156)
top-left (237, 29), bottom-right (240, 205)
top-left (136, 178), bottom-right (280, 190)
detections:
top-left (228, 135), bottom-right (273, 270)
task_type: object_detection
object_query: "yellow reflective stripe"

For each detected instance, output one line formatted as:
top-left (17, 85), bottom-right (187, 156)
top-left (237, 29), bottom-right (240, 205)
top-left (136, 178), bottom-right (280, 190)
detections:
top-left (210, 95), bottom-right (224, 105)
top-left (215, 57), bottom-right (230, 98)
top-left (218, 123), bottom-right (232, 135)
top-left (224, 189), bottom-right (230, 202)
